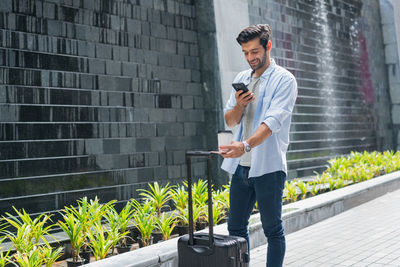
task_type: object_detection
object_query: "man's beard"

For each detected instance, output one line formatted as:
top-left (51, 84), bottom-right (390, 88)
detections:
top-left (249, 52), bottom-right (267, 70)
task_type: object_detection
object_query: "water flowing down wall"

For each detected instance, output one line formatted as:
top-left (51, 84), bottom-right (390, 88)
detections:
top-left (246, 0), bottom-right (389, 178)
top-left (0, 0), bottom-right (208, 215)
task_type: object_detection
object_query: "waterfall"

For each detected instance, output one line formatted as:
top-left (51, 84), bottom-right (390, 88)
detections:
top-left (312, 0), bottom-right (338, 141)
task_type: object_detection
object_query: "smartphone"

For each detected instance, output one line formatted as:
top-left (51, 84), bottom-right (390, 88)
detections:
top-left (232, 83), bottom-right (249, 95)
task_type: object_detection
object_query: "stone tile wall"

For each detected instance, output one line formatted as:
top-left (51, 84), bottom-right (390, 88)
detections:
top-left (380, 0), bottom-right (400, 150)
top-left (0, 0), bottom-right (208, 215)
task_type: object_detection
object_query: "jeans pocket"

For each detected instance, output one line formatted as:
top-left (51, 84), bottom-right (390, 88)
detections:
top-left (232, 165), bottom-right (250, 186)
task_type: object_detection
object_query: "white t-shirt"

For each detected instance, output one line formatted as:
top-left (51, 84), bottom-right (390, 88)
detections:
top-left (240, 75), bottom-right (261, 167)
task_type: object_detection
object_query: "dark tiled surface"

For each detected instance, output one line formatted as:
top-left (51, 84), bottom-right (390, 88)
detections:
top-left (0, 0), bottom-right (206, 215)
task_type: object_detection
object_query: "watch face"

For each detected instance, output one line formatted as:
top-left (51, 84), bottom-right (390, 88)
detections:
top-left (245, 144), bottom-right (251, 152)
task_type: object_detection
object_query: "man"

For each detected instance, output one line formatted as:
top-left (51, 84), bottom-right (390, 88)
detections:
top-left (219, 24), bottom-right (297, 267)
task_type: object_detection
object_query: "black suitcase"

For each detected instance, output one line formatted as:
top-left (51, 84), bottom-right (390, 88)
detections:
top-left (178, 151), bottom-right (250, 267)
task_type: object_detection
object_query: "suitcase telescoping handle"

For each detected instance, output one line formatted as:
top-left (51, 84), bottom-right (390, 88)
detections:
top-left (186, 151), bottom-right (214, 248)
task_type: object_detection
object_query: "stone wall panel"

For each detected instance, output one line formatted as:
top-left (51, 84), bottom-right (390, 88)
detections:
top-left (0, 0), bottom-right (207, 215)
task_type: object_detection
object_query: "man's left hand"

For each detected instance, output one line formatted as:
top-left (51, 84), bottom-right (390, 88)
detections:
top-left (219, 141), bottom-right (245, 158)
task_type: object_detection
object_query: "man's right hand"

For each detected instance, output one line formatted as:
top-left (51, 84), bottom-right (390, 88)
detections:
top-left (235, 90), bottom-right (255, 109)
top-left (225, 90), bottom-right (255, 128)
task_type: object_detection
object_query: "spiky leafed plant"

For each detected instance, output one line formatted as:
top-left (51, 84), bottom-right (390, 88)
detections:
top-left (0, 233), bottom-right (14, 267)
top-left (103, 201), bottom-right (135, 250)
top-left (204, 201), bottom-right (226, 226)
top-left (138, 182), bottom-right (173, 217)
top-left (13, 248), bottom-right (43, 267)
top-left (309, 182), bottom-right (320, 196)
top-left (0, 250), bottom-right (13, 267)
top-left (41, 245), bottom-right (64, 267)
top-left (295, 180), bottom-right (308, 200)
top-left (66, 197), bottom-right (116, 255)
top-left (2, 207), bottom-right (54, 249)
top-left (57, 209), bottom-right (86, 262)
top-left (176, 203), bottom-right (204, 229)
top-left (155, 211), bottom-right (177, 241)
top-left (170, 184), bottom-right (188, 211)
top-left (284, 180), bottom-right (298, 203)
top-left (184, 179), bottom-right (208, 207)
top-left (326, 156), bottom-right (349, 176)
top-left (87, 222), bottom-right (128, 260)
top-left (131, 199), bottom-right (156, 247)
top-left (334, 178), bottom-right (345, 189)
top-left (3, 224), bottom-right (34, 255)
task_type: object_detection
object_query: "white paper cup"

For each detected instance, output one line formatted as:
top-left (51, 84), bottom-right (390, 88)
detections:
top-left (218, 130), bottom-right (233, 149)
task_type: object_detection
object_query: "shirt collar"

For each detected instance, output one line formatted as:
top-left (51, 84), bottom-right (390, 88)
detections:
top-left (248, 58), bottom-right (276, 81)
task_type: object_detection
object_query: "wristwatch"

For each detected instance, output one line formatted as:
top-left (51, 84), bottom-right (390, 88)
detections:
top-left (242, 141), bottom-right (251, 153)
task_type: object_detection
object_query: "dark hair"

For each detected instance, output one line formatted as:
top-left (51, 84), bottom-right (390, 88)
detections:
top-left (236, 24), bottom-right (272, 49)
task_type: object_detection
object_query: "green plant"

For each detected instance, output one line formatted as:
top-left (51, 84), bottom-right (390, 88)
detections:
top-left (307, 150), bottom-right (400, 200)
top-left (13, 248), bottom-right (43, 267)
top-left (334, 178), bottom-right (345, 189)
top-left (0, 235), bottom-right (14, 267)
top-left (348, 151), bottom-right (363, 163)
top-left (0, 250), bottom-right (13, 267)
top-left (87, 222), bottom-right (128, 261)
top-left (284, 180), bottom-right (298, 203)
top-left (210, 201), bottom-right (226, 226)
top-left (57, 209), bottom-right (86, 262)
top-left (131, 198), bottom-right (155, 215)
top-left (381, 151), bottom-right (398, 173)
top-left (75, 197), bottom-right (114, 228)
top-left (103, 205), bottom-right (119, 233)
top-left (139, 182), bottom-right (173, 217)
top-left (326, 156), bottom-right (350, 176)
top-left (2, 223), bottom-right (34, 254)
top-left (66, 197), bottom-right (116, 256)
top-left (155, 211), bottom-right (177, 241)
top-left (1, 207), bottom-right (54, 252)
top-left (327, 177), bottom-right (336, 191)
top-left (309, 182), bottom-right (320, 196)
top-left (65, 196), bottom-right (95, 258)
top-left (314, 172), bottom-right (329, 193)
top-left (296, 180), bottom-right (308, 199)
top-left (349, 168), bottom-right (359, 183)
top-left (356, 165), bottom-right (368, 182)
top-left (176, 203), bottom-right (204, 229)
top-left (68, 197), bottom-right (93, 225)
top-left (131, 199), bottom-right (156, 247)
top-left (41, 245), bottom-right (63, 267)
top-left (337, 165), bottom-right (350, 181)
top-left (213, 184), bottom-right (230, 212)
top-left (103, 202), bottom-right (135, 248)
top-left (89, 197), bottom-right (114, 224)
top-left (182, 179), bottom-right (209, 227)
top-left (185, 179), bottom-right (208, 207)
top-left (170, 184), bottom-right (188, 211)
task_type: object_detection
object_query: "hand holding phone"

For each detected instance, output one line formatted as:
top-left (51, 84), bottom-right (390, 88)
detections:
top-left (232, 83), bottom-right (249, 96)
top-left (232, 82), bottom-right (254, 107)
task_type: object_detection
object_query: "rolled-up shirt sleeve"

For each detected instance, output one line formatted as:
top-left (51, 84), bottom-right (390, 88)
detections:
top-left (262, 77), bottom-right (297, 133)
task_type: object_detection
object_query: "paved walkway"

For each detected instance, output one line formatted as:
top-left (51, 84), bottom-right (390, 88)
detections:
top-left (250, 189), bottom-right (400, 267)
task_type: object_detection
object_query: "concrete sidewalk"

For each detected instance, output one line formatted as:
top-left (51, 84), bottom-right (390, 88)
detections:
top-left (250, 189), bottom-right (400, 267)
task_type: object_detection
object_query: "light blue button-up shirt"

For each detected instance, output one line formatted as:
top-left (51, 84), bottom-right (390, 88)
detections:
top-left (221, 59), bottom-right (298, 178)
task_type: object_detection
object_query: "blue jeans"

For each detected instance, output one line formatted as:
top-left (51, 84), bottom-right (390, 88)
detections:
top-left (228, 165), bottom-right (286, 267)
